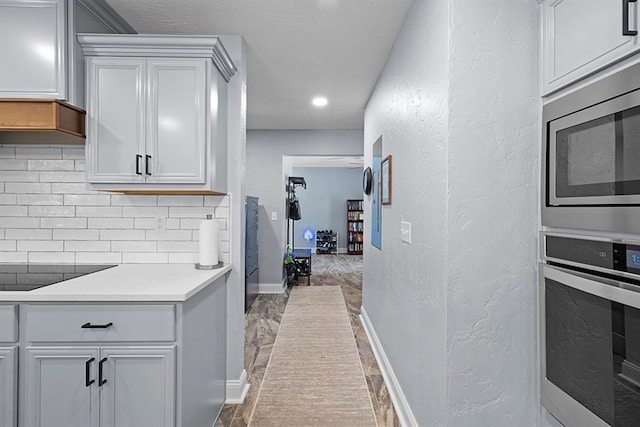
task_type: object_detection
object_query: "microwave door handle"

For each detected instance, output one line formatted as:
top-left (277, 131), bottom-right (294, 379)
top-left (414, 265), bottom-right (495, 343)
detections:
top-left (623, 0), bottom-right (638, 36)
top-left (542, 264), bottom-right (640, 310)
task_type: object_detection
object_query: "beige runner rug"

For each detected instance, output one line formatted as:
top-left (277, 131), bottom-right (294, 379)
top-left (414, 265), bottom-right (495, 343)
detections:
top-left (250, 286), bottom-right (376, 426)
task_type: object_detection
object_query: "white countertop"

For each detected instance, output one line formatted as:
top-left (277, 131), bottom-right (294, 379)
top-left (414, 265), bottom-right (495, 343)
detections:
top-left (0, 263), bottom-right (232, 302)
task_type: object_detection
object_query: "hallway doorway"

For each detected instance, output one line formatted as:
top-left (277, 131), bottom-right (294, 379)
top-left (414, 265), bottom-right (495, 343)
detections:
top-left (284, 155), bottom-right (364, 255)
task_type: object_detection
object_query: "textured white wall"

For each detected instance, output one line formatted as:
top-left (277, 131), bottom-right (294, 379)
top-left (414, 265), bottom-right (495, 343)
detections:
top-left (363, 0), bottom-right (539, 425)
top-left (363, 0), bottom-right (450, 423)
top-left (446, 0), bottom-right (539, 425)
top-left (219, 35), bottom-right (248, 398)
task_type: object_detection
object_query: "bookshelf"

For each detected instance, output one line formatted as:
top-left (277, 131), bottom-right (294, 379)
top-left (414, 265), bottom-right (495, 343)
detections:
top-left (347, 199), bottom-right (364, 255)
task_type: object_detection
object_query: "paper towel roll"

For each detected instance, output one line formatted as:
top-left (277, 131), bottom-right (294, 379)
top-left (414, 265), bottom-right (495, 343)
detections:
top-left (198, 214), bottom-right (219, 267)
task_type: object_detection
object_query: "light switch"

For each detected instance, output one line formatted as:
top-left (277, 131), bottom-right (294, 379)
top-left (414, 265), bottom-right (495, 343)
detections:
top-left (271, 212), bottom-right (278, 221)
top-left (401, 221), bottom-right (411, 244)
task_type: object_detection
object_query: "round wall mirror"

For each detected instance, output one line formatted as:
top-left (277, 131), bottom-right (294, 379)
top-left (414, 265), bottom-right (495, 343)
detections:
top-left (363, 167), bottom-right (373, 195)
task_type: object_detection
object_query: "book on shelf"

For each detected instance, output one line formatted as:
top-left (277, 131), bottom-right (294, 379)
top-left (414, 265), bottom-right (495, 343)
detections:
top-left (348, 231), bottom-right (363, 243)
top-left (348, 222), bottom-right (363, 232)
top-left (347, 211), bottom-right (364, 221)
top-left (348, 242), bottom-right (363, 253)
top-left (347, 200), bottom-right (363, 211)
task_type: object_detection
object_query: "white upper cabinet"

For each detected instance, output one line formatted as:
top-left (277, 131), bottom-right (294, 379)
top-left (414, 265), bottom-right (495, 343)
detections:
top-left (146, 59), bottom-right (206, 184)
top-left (0, 0), bottom-right (66, 99)
top-left (86, 57), bottom-right (145, 183)
top-left (0, 0), bottom-right (134, 106)
top-left (79, 35), bottom-right (236, 193)
top-left (542, 0), bottom-right (640, 95)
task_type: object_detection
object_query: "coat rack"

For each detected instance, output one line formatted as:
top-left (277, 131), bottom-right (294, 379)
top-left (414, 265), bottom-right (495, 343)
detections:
top-left (286, 176), bottom-right (306, 251)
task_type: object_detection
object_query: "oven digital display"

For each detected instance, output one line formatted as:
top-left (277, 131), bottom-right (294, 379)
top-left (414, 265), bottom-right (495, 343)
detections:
top-left (626, 247), bottom-right (640, 271)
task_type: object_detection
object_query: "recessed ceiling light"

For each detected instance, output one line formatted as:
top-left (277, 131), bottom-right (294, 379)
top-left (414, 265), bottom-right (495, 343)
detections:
top-left (312, 97), bottom-right (328, 107)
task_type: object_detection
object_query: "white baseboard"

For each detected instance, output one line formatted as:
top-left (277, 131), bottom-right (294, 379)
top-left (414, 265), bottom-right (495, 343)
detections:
top-left (258, 279), bottom-right (286, 294)
top-left (225, 369), bottom-right (250, 404)
top-left (360, 306), bottom-right (417, 427)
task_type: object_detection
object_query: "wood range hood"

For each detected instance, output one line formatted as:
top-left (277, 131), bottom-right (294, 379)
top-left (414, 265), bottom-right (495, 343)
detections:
top-left (0, 99), bottom-right (86, 145)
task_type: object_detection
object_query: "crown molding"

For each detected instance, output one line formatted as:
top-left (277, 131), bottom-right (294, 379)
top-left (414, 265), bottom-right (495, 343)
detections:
top-left (77, 34), bottom-right (237, 81)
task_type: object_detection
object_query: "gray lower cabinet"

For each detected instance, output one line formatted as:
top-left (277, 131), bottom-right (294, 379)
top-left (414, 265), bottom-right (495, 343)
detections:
top-left (23, 346), bottom-right (175, 427)
top-left (0, 305), bottom-right (17, 427)
top-left (17, 277), bottom-right (227, 427)
top-left (0, 346), bottom-right (17, 427)
top-left (24, 347), bottom-right (100, 427)
top-left (21, 304), bottom-right (177, 427)
top-left (99, 346), bottom-right (175, 427)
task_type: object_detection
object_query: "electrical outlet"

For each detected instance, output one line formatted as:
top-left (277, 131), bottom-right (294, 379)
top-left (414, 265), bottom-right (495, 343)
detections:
top-left (271, 212), bottom-right (278, 221)
top-left (154, 216), bottom-right (166, 231)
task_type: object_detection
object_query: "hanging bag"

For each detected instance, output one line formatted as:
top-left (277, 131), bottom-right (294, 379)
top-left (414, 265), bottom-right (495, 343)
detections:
top-left (288, 197), bottom-right (302, 220)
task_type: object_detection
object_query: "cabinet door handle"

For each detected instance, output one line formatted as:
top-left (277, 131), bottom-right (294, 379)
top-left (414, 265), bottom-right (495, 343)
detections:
top-left (85, 357), bottom-right (95, 387)
top-left (98, 357), bottom-right (108, 387)
top-left (136, 154), bottom-right (142, 175)
top-left (145, 155), bottom-right (152, 176)
top-left (623, 0), bottom-right (638, 36)
top-left (81, 322), bottom-right (113, 329)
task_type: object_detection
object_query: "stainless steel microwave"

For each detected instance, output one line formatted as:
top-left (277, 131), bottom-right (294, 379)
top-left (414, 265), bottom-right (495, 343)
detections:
top-left (542, 61), bottom-right (640, 234)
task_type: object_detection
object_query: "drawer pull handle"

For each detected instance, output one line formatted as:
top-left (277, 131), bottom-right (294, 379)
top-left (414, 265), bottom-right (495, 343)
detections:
top-left (98, 357), bottom-right (107, 387)
top-left (85, 357), bottom-right (95, 387)
top-left (623, 0), bottom-right (638, 36)
top-left (136, 154), bottom-right (142, 175)
top-left (145, 154), bottom-right (152, 176)
top-left (81, 322), bottom-right (113, 329)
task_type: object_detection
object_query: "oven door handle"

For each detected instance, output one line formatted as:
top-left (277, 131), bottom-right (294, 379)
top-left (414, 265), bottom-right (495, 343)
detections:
top-left (542, 263), bottom-right (640, 310)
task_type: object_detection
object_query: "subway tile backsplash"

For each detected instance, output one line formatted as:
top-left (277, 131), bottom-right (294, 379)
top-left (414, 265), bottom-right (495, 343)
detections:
top-left (0, 145), bottom-right (230, 264)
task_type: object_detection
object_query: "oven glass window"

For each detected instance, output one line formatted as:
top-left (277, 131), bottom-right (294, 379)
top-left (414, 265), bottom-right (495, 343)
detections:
top-left (555, 105), bottom-right (640, 198)
top-left (546, 278), bottom-right (640, 425)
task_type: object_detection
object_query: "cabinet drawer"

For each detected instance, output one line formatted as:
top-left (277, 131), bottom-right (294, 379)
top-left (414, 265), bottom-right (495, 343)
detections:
top-left (0, 305), bottom-right (17, 342)
top-left (25, 304), bottom-right (175, 342)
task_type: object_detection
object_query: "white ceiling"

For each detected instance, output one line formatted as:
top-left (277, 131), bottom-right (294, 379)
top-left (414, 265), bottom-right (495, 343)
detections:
top-left (289, 155), bottom-right (364, 168)
top-left (104, 0), bottom-right (414, 130)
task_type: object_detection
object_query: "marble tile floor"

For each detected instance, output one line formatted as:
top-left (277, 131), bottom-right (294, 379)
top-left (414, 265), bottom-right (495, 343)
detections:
top-left (216, 254), bottom-right (400, 427)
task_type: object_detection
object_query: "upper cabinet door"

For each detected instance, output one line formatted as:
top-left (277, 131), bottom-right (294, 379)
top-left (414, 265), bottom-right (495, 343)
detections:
top-left (86, 57), bottom-right (146, 183)
top-left (0, 0), bottom-right (67, 99)
top-left (542, 0), bottom-right (640, 95)
top-left (146, 59), bottom-right (207, 184)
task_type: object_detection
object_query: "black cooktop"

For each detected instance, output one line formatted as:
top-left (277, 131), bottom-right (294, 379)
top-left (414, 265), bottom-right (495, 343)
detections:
top-left (0, 264), bottom-right (116, 291)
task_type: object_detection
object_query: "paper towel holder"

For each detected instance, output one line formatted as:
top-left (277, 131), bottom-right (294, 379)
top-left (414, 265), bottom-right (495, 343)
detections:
top-left (195, 214), bottom-right (224, 270)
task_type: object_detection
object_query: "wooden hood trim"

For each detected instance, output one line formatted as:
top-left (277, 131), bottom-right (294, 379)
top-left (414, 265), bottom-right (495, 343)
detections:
top-left (0, 99), bottom-right (86, 144)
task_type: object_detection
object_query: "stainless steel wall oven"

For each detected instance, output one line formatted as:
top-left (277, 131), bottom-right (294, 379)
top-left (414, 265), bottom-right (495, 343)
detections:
top-left (541, 232), bottom-right (640, 426)
top-left (542, 61), bottom-right (640, 234)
